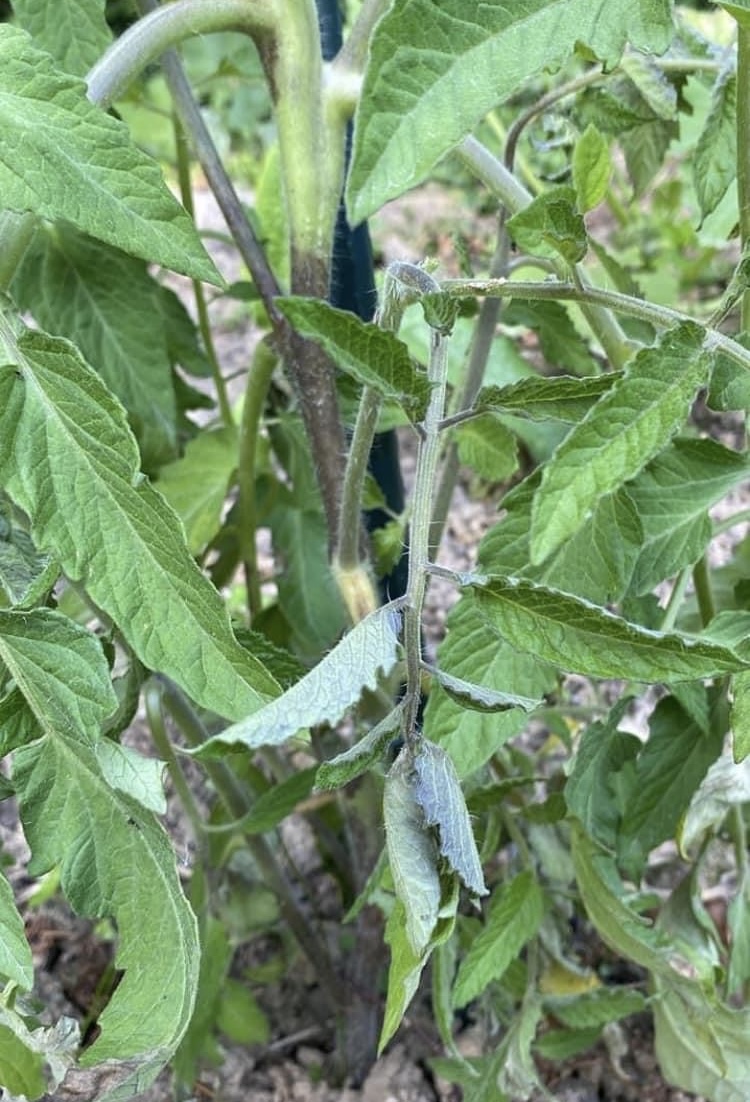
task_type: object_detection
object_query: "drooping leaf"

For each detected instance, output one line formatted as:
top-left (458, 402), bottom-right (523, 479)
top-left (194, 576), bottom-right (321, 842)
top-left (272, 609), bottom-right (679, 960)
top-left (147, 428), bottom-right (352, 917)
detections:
top-left (315, 706), bottom-right (402, 790)
top-left (194, 606), bottom-right (402, 756)
top-left (12, 0), bottom-right (111, 76)
top-left (0, 501), bottom-right (57, 608)
top-left (427, 665), bottom-right (541, 715)
top-left (0, 1010), bottom-right (77, 1101)
top-left (413, 739), bottom-right (487, 897)
top-left (0, 317), bottom-right (278, 721)
top-left (530, 322), bottom-right (711, 563)
top-left (693, 64), bottom-right (737, 221)
top-left (0, 608), bottom-right (116, 736)
top-left (617, 697), bottom-right (724, 876)
top-left (564, 698), bottom-right (640, 849)
top-left (472, 575), bottom-right (744, 682)
top-left (423, 597), bottom-right (557, 777)
top-left (13, 735), bottom-right (199, 1085)
top-left (475, 374), bottom-right (617, 424)
top-left (0, 25), bottom-right (220, 283)
top-left (384, 750), bottom-right (441, 955)
top-left (13, 226), bottom-right (179, 471)
top-left (454, 414), bottom-right (518, 482)
top-left (572, 124), bottom-right (611, 212)
top-left (0, 870), bottom-right (33, 988)
top-left (627, 437), bottom-right (750, 595)
top-left (679, 747), bottom-right (750, 856)
top-left (347, 0), bottom-right (674, 222)
top-left (452, 871), bottom-right (544, 1008)
top-left (156, 427), bottom-right (238, 554)
top-left (507, 186), bottom-right (587, 265)
top-left (479, 472), bottom-right (643, 605)
top-left (277, 297), bottom-right (431, 420)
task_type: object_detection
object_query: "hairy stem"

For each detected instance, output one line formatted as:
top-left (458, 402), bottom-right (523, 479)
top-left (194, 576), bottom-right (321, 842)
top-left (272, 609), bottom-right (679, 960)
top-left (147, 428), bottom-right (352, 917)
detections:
top-left (737, 28), bottom-right (750, 333)
top-left (238, 339), bottom-right (277, 620)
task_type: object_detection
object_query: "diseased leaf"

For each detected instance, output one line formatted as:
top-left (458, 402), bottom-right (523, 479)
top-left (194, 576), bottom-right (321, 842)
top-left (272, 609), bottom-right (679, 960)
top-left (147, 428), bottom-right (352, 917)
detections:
top-left (13, 226), bottom-right (179, 471)
top-left (693, 64), bottom-right (737, 220)
top-left (617, 697), bottom-right (724, 876)
top-left (12, 0), bottom-right (111, 76)
top-left (472, 575), bottom-right (744, 682)
top-left (384, 750), bottom-right (441, 955)
top-left (530, 322), bottom-right (711, 563)
top-left (454, 413), bottom-right (518, 482)
top-left (315, 707), bottom-right (402, 790)
top-left (627, 438), bottom-right (750, 595)
top-left (413, 740), bottom-right (487, 897)
top-left (573, 124), bottom-right (611, 212)
top-left (0, 25), bottom-right (220, 283)
top-left (0, 316), bottom-right (278, 721)
top-left (427, 665), bottom-right (541, 715)
top-left (347, 0), bottom-right (674, 222)
top-left (453, 871), bottom-right (544, 1008)
top-left (476, 374), bottom-right (617, 424)
top-left (277, 297), bottom-right (431, 420)
top-left (157, 428), bottom-right (238, 554)
top-left (423, 597), bottom-right (556, 777)
top-left (195, 606), bottom-right (402, 756)
top-left (0, 870), bottom-right (33, 988)
top-left (507, 186), bottom-right (587, 265)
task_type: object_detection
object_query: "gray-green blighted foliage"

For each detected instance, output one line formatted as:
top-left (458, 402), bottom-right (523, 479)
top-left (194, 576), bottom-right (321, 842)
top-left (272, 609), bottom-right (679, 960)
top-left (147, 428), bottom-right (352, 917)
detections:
top-left (0, 26), bottom-right (220, 284)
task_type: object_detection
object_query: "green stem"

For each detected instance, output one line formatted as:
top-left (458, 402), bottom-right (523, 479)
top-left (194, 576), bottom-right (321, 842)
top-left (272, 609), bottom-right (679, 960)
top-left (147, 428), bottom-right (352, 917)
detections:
top-left (238, 339), bottom-right (276, 620)
top-left (0, 211), bottom-right (36, 293)
top-left (402, 321), bottom-right (450, 746)
top-left (87, 0), bottom-right (278, 109)
top-left (692, 554), bottom-right (716, 628)
top-left (333, 0), bottom-right (391, 74)
top-left (172, 111), bottom-right (233, 427)
top-left (144, 680), bottom-right (205, 846)
top-left (336, 386), bottom-right (381, 573)
top-left (713, 507), bottom-right (750, 535)
top-left (659, 567), bottom-right (692, 633)
top-left (437, 276), bottom-right (750, 374)
top-left (737, 28), bottom-right (750, 333)
top-left (159, 677), bottom-right (344, 1008)
top-left (504, 68), bottom-right (604, 172)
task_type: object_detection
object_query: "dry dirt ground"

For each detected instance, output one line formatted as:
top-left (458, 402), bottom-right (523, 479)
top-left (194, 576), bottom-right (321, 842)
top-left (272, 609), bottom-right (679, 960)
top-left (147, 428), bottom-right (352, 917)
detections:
top-left (4, 185), bottom-right (747, 1102)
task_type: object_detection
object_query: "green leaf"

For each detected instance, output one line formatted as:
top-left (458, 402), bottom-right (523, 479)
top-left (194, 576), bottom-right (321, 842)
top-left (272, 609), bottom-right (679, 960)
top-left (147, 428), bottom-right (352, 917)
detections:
top-left (732, 670), bottom-right (750, 762)
top-left (216, 980), bottom-right (270, 1045)
top-left (347, 0), bottom-right (674, 222)
top-left (530, 322), bottom-right (711, 563)
top-left (173, 916), bottom-right (232, 1088)
top-left (693, 64), bottom-right (737, 221)
top-left (225, 766), bottom-right (318, 835)
top-left (195, 606), bottom-right (402, 756)
top-left (413, 739), bottom-right (487, 897)
top-left (572, 124), bottom-right (611, 212)
top-left (0, 502), bottom-right (57, 608)
top-left (679, 747), bottom-right (750, 855)
top-left (721, 0), bottom-right (750, 25)
top-left (0, 686), bottom-right (40, 756)
top-left (534, 1026), bottom-right (601, 1061)
top-left (94, 740), bottom-right (166, 816)
top-left (544, 986), bottom-right (647, 1030)
top-left (0, 25), bottom-right (220, 284)
top-left (472, 575), bottom-right (745, 682)
top-left (315, 706), bottom-right (402, 790)
top-left (617, 697), bottom-right (723, 876)
top-left (0, 870), bottom-right (33, 988)
top-left (622, 115), bottom-right (679, 195)
top-left (727, 883), bottom-right (750, 995)
top-left (479, 472), bottom-right (643, 605)
top-left (13, 735), bottom-right (199, 1080)
top-left (627, 438), bottom-right (750, 595)
top-left (564, 698), bottom-right (640, 849)
top-left (503, 299), bottom-right (597, 375)
top-left (507, 186), bottom-right (587, 265)
top-left (384, 750), bottom-right (441, 955)
top-left (708, 332), bottom-right (750, 413)
top-left (619, 52), bottom-right (677, 120)
top-left (452, 870), bottom-right (544, 1008)
top-left (0, 608), bottom-right (116, 735)
top-left (423, 597), bottom-right (556, 777)
top-left (427, 665), bottom-right (541, 715)
top-left (156, 427), bottom-right (238, 554)
top-left (0, 318), bottom-right (278, 721)
top-left (276, 297), bottom-right (431, 420)
top-left (454, 413), bottom-right (518, 482)
top-left (12, 226), bottom-right (180, 471)
top-left (12, 0), bottom-right (111, 76)
top-left (476, 373), bottom-right (617, 423)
